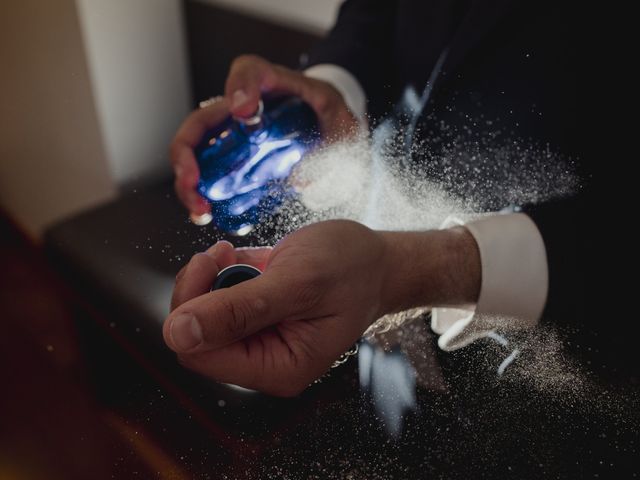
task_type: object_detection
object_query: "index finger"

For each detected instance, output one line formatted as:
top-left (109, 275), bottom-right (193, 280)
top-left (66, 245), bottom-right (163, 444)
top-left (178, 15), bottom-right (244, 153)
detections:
top-left (170, 241), bottom-right (237, 312)
top-left (170, 99), bottom-right (231, 213)
top-left (235, 246), bottom-right (273, 271)
top-left (173, 97), bottom-right (230, 146)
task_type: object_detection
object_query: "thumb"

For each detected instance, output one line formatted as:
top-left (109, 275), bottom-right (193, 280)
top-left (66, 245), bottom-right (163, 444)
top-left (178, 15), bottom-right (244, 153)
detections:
top-left (225, 55), bottom-right (273, 118)
top-left (164, 271), bottom-right (303, 353)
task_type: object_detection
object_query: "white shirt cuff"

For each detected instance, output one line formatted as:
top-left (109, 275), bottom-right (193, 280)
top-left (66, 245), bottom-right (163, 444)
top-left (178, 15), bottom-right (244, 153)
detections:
top-left (432, 212), bottom-right (549, 351)
top-left (303, 64), bottom-right (367, 122)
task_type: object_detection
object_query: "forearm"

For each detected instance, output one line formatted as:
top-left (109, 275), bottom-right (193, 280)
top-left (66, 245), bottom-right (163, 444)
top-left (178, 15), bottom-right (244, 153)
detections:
top-left (379, 227), bottom-right (481, 315)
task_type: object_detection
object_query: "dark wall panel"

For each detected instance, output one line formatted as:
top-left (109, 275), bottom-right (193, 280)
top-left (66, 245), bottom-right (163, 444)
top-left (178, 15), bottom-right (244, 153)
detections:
top-left (184, 1), bottom-right (321, 106)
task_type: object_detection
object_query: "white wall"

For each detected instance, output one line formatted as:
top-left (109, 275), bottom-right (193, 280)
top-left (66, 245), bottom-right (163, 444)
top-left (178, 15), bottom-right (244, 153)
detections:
top-left (75, 0), bottom-right (192, 187)
top-left (0, 0), bottom-right (117, 238)
top-left (196, 0), bottom-right (343, 35)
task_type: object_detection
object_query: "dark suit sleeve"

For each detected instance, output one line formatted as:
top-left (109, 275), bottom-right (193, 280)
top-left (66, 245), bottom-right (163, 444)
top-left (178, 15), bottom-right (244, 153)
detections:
top-left (525, 194), bottom-right (589, 328)
top-left (525, 179), bottom-right (636, 375)
top-left (304, 0), bottom-right (397, 116)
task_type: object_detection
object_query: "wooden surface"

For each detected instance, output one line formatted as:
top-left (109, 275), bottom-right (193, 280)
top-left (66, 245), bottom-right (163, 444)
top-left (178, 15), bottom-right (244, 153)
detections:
top-left (0, 212), bottom-right (187, 479)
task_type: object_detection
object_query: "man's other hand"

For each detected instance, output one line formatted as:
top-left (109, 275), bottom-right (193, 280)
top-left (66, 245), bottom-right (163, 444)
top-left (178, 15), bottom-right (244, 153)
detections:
top-left (169, 55), bottom-right (358, 216)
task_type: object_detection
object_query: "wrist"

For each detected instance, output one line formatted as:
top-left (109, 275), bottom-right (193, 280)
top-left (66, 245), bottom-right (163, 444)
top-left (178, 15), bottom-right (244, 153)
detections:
top-left (378, 227), bottom-right (481, 314)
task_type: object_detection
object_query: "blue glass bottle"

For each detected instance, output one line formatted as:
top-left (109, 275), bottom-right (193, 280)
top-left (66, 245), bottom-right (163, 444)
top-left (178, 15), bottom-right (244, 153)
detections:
top-left (195, 96), bottom-right (320, 235)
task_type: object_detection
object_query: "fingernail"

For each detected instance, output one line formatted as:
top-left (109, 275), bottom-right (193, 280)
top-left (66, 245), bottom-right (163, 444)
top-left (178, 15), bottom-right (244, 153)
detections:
top-left (231, 89), bottom-right (249, 110)
top-left (190, 212), bottom-right (212, 226)
top-left (215, 240), bottom-right (233, 250)
top-left (170, 313), bottom-right (202, 351)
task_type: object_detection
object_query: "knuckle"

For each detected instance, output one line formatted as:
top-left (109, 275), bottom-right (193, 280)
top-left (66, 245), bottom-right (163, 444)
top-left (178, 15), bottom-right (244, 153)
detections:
top-left (313, 92), bottom-right (331, 115)
top-left (179, 110), bottom-right (203, 133)
top-left (175, 264), bottom-right (188, 282)
top-left (170, 285), bottom-right (187, 312)
top-left (169, 293), bottom-right (181, 313)
top-left (178, 111), bottom-right (197, 132)
top-left (233, 54), bottom-right (262, 67)
top-left (193, 103), bottom-right (221, 122)
top-left (162, 316), bottom-right (173, 343)
top-left (217, 297), bottom-right (249, 341)
top-left (188, 252), bottom-right (212, 273)
top-left (309, 81), bottom-right (339, 114)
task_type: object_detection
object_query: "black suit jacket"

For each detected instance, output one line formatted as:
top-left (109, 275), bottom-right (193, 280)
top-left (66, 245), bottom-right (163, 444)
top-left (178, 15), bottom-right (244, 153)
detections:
top-left (305, 1), bottom-right (629, 376)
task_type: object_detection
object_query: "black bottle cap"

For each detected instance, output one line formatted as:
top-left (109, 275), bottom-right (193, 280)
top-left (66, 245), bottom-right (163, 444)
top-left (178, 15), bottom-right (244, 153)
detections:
top-left (212, 264), bottom-right (262, 290)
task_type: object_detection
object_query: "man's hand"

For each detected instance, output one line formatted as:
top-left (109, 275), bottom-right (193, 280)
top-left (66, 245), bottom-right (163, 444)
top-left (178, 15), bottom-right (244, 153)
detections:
top-left (163, 220), bottom-right (389, 397)
top-left (163, 220), bottom-right (481, 397)
top-left (169, 55), bottom-right (358, 216)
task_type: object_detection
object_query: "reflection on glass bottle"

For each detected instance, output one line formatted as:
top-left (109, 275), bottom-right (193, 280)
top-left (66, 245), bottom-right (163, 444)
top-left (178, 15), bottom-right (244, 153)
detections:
top-left (195, 96), bottom-right (320, 234)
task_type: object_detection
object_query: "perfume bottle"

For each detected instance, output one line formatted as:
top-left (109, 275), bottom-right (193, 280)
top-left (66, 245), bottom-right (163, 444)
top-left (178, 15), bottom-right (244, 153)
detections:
top-left (212, 264), bottom-right (261, 290)
top-left (195, 95), bottom-right (320, 235)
